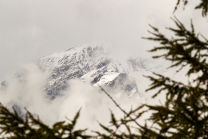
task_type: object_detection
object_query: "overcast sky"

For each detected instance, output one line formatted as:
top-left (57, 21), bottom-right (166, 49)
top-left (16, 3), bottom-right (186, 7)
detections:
top-left (0, 0), bottom-right (207, 81)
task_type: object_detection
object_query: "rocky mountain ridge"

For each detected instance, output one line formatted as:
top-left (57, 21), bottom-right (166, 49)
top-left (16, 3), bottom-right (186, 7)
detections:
top-left (1, 42), bottom-right (165, 100)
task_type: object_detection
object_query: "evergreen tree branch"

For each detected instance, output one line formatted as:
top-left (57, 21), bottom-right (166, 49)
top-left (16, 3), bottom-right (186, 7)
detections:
top-left (98, 85), bottom-right (143, 128)
top-left (174, 0), bottom-right (208, 17)
top-left (143, 17), bottom-right (208, 85)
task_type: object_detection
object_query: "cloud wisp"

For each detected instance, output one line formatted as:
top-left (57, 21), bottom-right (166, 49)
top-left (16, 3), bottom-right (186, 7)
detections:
top-left (0, 63), bottom-right (144, 132)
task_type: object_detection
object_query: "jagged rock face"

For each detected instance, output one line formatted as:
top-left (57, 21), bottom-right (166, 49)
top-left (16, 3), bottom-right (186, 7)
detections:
top-left (1, 81), bottom-right (7, 88)
top-left (1, 43), bottom-right (164, 100)
top-left (0, 81), bottom-right (7, 92)
top-left (36, 43), bottom-right (141, 99)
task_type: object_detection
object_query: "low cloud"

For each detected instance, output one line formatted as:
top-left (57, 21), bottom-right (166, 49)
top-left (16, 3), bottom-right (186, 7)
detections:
top-left (0, 58), bottom-right (192, 134)
top-left (0, 63), bottom-right (144, 132)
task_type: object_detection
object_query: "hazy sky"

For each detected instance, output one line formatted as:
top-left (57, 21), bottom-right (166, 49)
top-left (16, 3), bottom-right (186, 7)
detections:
top-left (0, 0), bottom-right (207, 81)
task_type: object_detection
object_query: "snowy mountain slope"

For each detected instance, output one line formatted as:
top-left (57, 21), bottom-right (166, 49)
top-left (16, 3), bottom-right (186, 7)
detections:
top-left (36, 43), bottom-right (139, 99)
top-left (1, 42), bottom-right (165, 101)
top-left (0, 42), bottom-right (169, 128)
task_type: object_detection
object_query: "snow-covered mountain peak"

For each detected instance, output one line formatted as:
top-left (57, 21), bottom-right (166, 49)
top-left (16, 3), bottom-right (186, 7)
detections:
top-left (34, 42), bottom-right (143, 99)
top-left (37, 43), bottom-right (110, 71)
top-left (2, 42), bottom-right (165, 100)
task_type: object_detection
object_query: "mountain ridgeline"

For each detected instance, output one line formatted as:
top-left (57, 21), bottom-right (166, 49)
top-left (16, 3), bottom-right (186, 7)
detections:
top-left (1, 43), bottom-right (164, 100)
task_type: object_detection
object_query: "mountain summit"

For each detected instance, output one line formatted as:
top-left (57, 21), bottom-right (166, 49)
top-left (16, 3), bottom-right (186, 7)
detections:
top-left (37, 42), bottom-right (141, 100)
top-left (1, 42), bottom-right (164, 101)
